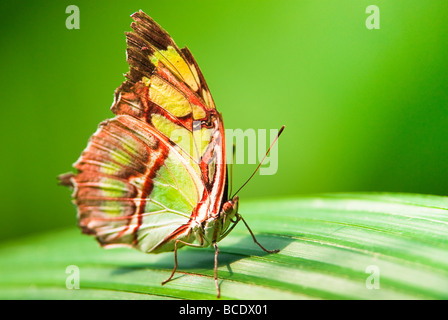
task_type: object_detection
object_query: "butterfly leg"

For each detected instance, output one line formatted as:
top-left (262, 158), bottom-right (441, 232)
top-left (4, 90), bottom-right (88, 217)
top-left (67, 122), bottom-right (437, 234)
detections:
top-left (162, 239), bottom-right (222, 298)
top-left (240, 215), bottom-right (280, 254)
top-left (213, 242), bottom-right (220, 298)
top-left (161, 239), bottom-right (202, 286)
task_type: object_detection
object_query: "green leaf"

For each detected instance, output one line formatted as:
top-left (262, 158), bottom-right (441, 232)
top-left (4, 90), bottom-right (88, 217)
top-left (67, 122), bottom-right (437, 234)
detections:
top-left (1, 193), bottom-right (447, 299)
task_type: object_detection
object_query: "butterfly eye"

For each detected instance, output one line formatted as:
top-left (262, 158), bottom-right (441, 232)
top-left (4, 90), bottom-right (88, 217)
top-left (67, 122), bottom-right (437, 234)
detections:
top-left (221, 201), bottom-right (233, 213)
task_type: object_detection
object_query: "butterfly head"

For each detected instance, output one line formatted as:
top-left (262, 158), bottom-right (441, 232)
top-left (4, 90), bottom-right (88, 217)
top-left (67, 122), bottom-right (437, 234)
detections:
top-left (201, 196), bottom-right (239, 245)
top-left (221, 195), bottom-right (239, 216)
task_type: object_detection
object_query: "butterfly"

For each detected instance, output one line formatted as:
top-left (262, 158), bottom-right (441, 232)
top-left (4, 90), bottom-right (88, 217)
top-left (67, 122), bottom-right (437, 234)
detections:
top-left (59, 10), bottom-right (282, 298)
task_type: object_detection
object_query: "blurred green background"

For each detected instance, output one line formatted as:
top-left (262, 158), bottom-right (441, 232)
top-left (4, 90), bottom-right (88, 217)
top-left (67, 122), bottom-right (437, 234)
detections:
top-left (1, 0), bottom-right (447, 243)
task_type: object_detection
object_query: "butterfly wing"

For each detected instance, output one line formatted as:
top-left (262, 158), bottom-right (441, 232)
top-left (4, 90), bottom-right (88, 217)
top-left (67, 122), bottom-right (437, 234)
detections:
top-left (60, 11), bottom-right (227, 253)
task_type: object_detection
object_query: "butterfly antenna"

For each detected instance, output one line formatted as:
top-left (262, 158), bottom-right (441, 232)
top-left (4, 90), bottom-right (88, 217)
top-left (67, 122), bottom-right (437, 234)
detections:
top-left (231, 125), bottom-right (285, 198)
top-left (228, 143), bottom-right (236, 197)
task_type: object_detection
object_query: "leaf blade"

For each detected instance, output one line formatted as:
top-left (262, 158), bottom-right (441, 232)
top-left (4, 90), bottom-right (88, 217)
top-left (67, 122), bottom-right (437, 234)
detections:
top-left (1, 193), bottom-right (447, 299)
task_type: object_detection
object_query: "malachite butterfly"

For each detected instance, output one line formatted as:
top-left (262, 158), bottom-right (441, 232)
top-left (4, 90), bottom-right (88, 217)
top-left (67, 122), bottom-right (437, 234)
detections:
top-left (59, 10), bottom-right (282, 298)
